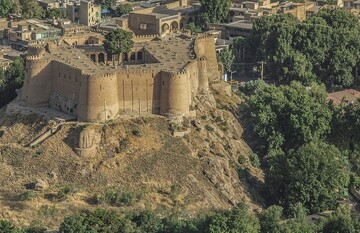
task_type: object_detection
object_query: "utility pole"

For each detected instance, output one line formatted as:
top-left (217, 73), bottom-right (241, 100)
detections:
top-left (138, 99), bottom-right (141, 116)
top-left (104, 99), bottom-right (107, 123)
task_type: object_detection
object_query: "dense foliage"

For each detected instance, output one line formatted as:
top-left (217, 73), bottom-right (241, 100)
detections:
top-left (19, 0), bottom-right (44, 19)
top-left (114, 4), bottom-right (133, 17)
top-left (0, 58), bottom-right (26, 108)
top-left (104, 29), bottom-right (134, 62)
top-left (43, 8), bottom-right (67, 20)
top-left (266, 142), bottom-right (349, 213)
top-left (0, 0), bottom-right (17, 18)
top-left (3, 204), bottom-right (359, 233)
top-left (246, 9), bottom-right (360, 87)
top-left (246, 81), bottom-right (331, 153)
top-left (199, 0), bottom-right (231, 24)
top-left (217, 48), bottom-right (235, 74)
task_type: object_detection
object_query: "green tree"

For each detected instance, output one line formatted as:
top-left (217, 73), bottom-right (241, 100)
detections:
top-left (43, 8), bottom-right (67, 19)
top-left (133, 210), bottom-right (165, 233)
top-left (217, 48), bottom-right (235, 74)
top-left (114, 3), bottom-right (133, 17)
top-left (104, 28), bottom-right (134, 65)
top-left (259, 205), bottom-right (283, 233)
top-left (0, 0), bottom-right (16, 18)
top-left (246, 9), bottom-right (360, 87)
top-left (19, 0), bottom-right (44, 19)
top-left (207, 203), bottom-right (260, 233)
top-left (199, 0), bottom-right (231, 24)
top-left (59, 209), bottom-right (138, 233)
top-left (0, 220), bottom-right (22, 233)
top-left (0, 58), bottom-right (26, 108)
top-left (95, 0), bottom-right (115, 8)
top-left (280, 203), bottom-right (315, 233)
top-left (318, 206), bottom-right (359, 233)
top-left (185, 22), bottom-right (202, 34)
top-left (267, 142), bottom-right (350, 214)
top-left (246, 81), bottom-right (331, 153)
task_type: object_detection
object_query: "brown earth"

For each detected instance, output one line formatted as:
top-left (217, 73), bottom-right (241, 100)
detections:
top-left (0, 84), bottom-right (264, 229)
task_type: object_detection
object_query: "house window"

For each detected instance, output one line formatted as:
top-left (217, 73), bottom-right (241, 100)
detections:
top-left (140, 24), bottom-right (147, 30)
top-left (130, 52), bottom-right (135, 60)
top-left (137, 51), bottom-right (143, 60)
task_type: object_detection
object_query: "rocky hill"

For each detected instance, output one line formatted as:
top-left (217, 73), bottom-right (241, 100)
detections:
top-left (0, 83), bottom-right (263, 229)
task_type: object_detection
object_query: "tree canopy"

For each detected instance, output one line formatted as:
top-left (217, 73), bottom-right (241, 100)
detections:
top-left (104, 29), bottom-right (134, 56)
top-left (199, 0), bottom-right (231, 24)
top-left (0, 0), bottom-right (17, 18)
top-left (19, 0), bottom-right (44, 19)
top-left (246, 9), bottom-right (360, 87)
top-left (246, 81), bottom-right (331, 153)
top-left (266, 141), bottom-right (349, 214)
top-left (217, 48), bottom-right (235, 74)
top-left (0, 58), bottom-right (26, 108)
top-left (114, 3), bottom-right (133, 17)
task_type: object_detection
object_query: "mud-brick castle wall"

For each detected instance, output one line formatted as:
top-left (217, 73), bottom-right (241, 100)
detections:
top-left (22, 54), bottom-right (53, 106)
top-left (194, 35), bottom-right (220, 81)
top-left (116, 68), bottom-right (161, 115)
top-left (50, 61), bottom-right (84, 115)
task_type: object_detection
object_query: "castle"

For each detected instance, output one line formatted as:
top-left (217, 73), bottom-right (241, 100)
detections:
top-left (20, 34), bottom-right (221, 122)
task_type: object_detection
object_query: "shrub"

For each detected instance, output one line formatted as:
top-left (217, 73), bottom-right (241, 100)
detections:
top-left (205, 125), bottom-right (214, 132)
top-left (132, 129), bottom-right (142, 137)
top-left (19, 190), bottom-right (35, 201)
top-left (249, 153), bottom-right (260, 168)
top-left (98, 190), bottom-right (140, 206)
top-left (57, 186), bottom-right (72, 201)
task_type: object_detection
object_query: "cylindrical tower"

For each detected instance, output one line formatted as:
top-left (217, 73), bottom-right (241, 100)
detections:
top-left (197, 56), bottom-right (209, 92)
top-left (21, 55), bottom-right (52, 105)
top-left (78, 73), bottom-right (119, 122)
top-left (160, 70), bottom-right (190, 116)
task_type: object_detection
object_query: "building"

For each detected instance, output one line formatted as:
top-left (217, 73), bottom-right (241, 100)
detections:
top-left (66, 0), bottom-right (101, 26)
top-left (20, 33), bottom-right (220, 122)
top-left (2, 19), bottom-right (62, 50)
top-left (126, 0), bottom-right (200, 35)
top-left (327, 89), bottom-right (360, 105)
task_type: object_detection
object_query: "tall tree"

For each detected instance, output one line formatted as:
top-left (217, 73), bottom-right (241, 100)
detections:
top-left (246, 81), bottom-right (331, 153)
top-left (246, 9), bottom-right (360, 87)
top-left (103, 29), bottom-right (134, 65)
top-left (19, 0), bottom-right (44, 19)
top-left (0, 0), bottom-right (16, 18)
top-left (0, 58), bottom-right (25, 108)
top-left (266, 141), bottom-right (350, 214)
top-left (114, 3), bottom-right (133, 17)
top-left (199, 0), bottom-right (231, 24)
top-left (217, 48), bottom-right (235, 75)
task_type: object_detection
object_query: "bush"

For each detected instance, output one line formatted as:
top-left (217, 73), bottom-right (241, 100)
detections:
top-left (97, 190), bottom-right (140, 206)
top-left (132, 129), bottom-right (142, 137)
top-left (205, 125), bottom-right (214, 132)
top-left (19, 190), bottom-right (35, 201)
top-left (57, 186), bottom-right (72, 201)
top-left (24, 221), bottom-right (46, 233)
top-left (0, 220), bottom-right (20, 233)
top-left (249, 153), bottom-right (260, 168)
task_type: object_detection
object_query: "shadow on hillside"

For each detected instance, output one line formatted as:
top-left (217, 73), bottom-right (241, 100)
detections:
top-left (62, 126), bottom-right (83, 149)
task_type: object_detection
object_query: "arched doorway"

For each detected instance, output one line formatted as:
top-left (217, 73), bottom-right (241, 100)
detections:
top-left (98, 53), bottom-right (105, 63)
top-left (171, 21), bottom-right (179, 31)
top-left (161, 23), bottom-right (169, 33)
top-left (180, 18), bottom-right (187, 29)
top-left (90, 54), bottom-right (96, 62)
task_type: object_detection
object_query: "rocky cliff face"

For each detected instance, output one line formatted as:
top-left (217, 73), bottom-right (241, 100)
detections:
top-left (0, 82), bottom-right (263, 228)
